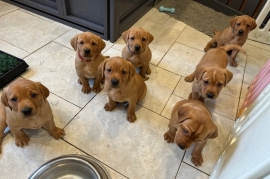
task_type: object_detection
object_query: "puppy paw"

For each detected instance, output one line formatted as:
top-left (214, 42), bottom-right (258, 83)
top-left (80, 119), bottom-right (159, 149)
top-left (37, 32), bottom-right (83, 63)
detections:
top-left (15, 135), bottom-right (30, 147)
top-left (184, 75), bottom-right (194, 82)
top-left (164, 132), bottom-right (175, 143)
top-left (81, 86), bottom-right (91, 94)
top-left (204, 47), bottom-right (210, 52)
top-left (126, 114), bottom-right (137, 123)
top-left (50, 127), bottom-right (65, 139)
top-left (146, 68), bottom-right (151, 75)
top-left (143, 76), bottom-right (149, 81)
top-left (191, 153), bottom-right (203, 166)
top-left (78, 79), bottom-right (82, 85)
top-left (92, 86), bottom-right (101, 93)
top-left (104, 103), bottom-right (115, 111)
top-left (230, 61), bottom-right (238, 67)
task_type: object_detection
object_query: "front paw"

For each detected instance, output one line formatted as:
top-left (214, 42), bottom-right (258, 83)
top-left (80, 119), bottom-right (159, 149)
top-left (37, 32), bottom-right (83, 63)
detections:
top-left (92, 86), bottom-right (101, 93)
top-left (191, 153), bottom-right (203, 166)
top-left (50, 127), bottom-right (65, 139)
top-left (184, 75), bottom-right (194, 82)
top-left (104, 103), bottom-right (115, 111)
top-left (204, 47), bottom-right (210, 52)
top-left (126, 113), bottom-right (137, 123)
top-left (146, 68), bottom-right (151, 75)
top-left (230, 60), bottom-right (238, 67)
top-left (15, 135), bottom-right (30, 147)
top-left (81, 86), bottom-right (91, 94)
top-left (143, 76), bottom-right (149, 81)
top-left (164, 131), bottom-right (175, 143)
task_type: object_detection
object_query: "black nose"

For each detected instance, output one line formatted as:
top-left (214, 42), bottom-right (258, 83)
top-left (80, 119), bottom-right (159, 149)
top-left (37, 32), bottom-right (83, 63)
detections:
top-left (84, 49), bottom-right (91, 54)
top-left (111, 79), bottom-right (119, 86)
top-left (135, 45), bottom-right (141, 51)
top-left (22, 107), bottom-right (32, 116)
top-left (239, 30), bottom-right (244, 34)
top-left (178, 144), bottom-right (184, 150)
top-left (207, 92), bottom-right (215, 98)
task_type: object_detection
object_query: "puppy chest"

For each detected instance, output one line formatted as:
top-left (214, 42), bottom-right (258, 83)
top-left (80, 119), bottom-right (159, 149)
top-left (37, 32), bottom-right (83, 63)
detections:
top-left (109, 91), bottom-right (126, 102)
top-left (80, 65), bottom-right (99, 78)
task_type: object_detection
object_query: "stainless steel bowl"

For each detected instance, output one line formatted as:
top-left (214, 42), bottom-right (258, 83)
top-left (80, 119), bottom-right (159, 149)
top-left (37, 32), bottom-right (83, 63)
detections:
top-left (29, 154), bottom-right (110, 179)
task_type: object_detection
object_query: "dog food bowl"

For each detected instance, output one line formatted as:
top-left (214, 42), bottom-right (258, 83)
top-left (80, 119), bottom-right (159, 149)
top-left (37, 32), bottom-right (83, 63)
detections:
top-left (29, 154), bottom-right (110, 179)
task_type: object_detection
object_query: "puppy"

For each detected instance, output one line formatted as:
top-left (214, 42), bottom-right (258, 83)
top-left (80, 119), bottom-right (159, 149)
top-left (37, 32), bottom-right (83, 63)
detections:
top-left (0, 79), bottom-right (65, 153)
top-left (204, 15), bottom-right (256, 66)
top-left (70, 32), bottom-right (107, 94)
top-left (185, 44), bottom-right (246, 102)
top-left (164, 100), bottom-right (218, 166)
top-left (122, 27), bottom-right (154, 80)
top-left (98, 56), bottom-right (147, 123)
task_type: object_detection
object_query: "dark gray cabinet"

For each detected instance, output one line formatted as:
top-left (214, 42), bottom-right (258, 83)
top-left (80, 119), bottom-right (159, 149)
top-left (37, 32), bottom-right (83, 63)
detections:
top-left (3, 0), bottom-right (154, 42)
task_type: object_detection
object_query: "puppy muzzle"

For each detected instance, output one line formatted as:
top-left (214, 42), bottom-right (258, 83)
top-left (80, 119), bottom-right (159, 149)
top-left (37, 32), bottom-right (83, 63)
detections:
top-left (21, 107), bottom-right (33, 116)
top-left (111, 78), bottom-right (119, 88)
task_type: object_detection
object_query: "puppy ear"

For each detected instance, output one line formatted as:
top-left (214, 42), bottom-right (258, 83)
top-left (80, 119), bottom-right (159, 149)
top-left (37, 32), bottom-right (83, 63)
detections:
top-left (98, 37), bottom-right (106, 52)
top-left (122, 29), bottom-right (131, 43)
top-left (36, 82), bottom-right (50, 103)
top-left (70, 34), bottom-right (79, 51)
top-left (230, 16), bottom-right (239, 29)
top-left (1, 88), bottom-right (12, 110)
top-left (128, 61), bottom-right (136, 80)
top-left (177, 105), bottom-right (191, 123)
top-left (98, 59), bottom-right (108, 78)
top-left (207, 123), bottom-right (218, 139)
top-left (224, 69), bottom-right (233, 87)
top-left (250, 18), bottom-right (257, 31)
top-left (147, 31), bottom-right (154, 44)
top-left (195, 67), bottom-right (206, 83)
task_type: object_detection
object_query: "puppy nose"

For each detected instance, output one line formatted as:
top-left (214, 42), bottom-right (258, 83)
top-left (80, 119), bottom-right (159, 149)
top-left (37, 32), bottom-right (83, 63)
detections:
top-left (111, 79), bottom-right (119, 86)
top-left (178, 144), bottom-right (184, 150)
top-left (239, 30), bottom-right (244, 34)
top-left (84, 49), bottom-right (91, 54)
top-left (22, 107), bottom-right (32, 116)
top-left (135, 45), bottom-right (141, 51)
top-left (207, 92), bottom-right (215, 98)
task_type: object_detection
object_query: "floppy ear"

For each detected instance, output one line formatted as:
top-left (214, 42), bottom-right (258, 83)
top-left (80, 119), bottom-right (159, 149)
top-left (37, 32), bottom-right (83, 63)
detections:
top-left (250, 18), bottom-right (257, 31)
top-left (128, 61), bottom-right (136, 80)
top-left (1, 88), bottom-right (12, 110)
top-left (122, 29), bottom-right (131, 43)
top-left (98, 37), bottom-right (106, 52)
top-left (224, 69), bottom-right (233, 87)
top-left (230, 16), bottom-right (239, 29)
top-left (36, 82), bottom-right (50, 103)
top-left (207, 123), bottom-right (218, 139)
top-left (195, 67), bottom-right (206, 83)
top-left (176, 103), bottom-right (192, 124)
top-left (70, 34), bottom-right (79, 51)
top-left (147, 31), bottom-right (154, 44)
top-left (98, 59), bottom-right (108, 78)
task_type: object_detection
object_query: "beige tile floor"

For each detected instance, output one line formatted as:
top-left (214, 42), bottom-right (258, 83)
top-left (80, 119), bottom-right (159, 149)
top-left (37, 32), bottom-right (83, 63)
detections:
top-left (0, 2), bottom-right (270, 179)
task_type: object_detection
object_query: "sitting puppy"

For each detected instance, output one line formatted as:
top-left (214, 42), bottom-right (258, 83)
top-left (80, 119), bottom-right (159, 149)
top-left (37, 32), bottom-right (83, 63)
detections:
top-left (164, 100), bottom-right (218, 166)
top-left (204, 15), bottom-right (256, 66)
top-left (122, 27), bottom-right (154, 80)
top-left (70, 32), bottom-right (107, 94)
top-left (0, 79), bottom-right (65, 153)
top-left (185, 44), bottom-right (246, 102)
top-left (98, 56), bottom-right (147, 123)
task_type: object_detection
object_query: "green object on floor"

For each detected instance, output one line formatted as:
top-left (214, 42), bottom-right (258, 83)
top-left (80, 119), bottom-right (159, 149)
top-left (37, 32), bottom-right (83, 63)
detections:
top-left (0, 51), bottom-right (21, 77)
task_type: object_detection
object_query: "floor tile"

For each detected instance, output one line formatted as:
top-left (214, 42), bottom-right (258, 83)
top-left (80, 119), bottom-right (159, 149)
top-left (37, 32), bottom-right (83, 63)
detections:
top-left (22, 42), bottom-right (97, 108)
top-left (64, 90), bottom-right (183, 179)
top-left (173, 77), bottom-right (192, 100)
top-left (235, 51), bottom-right (247, 67)
top-left (163, 17), bottom-right (187, 32)
top-left (159, 43), bottom-right (204, 77)
top-left (0, 1), bottom-right (18, 16)
top-left (161, 94), bottom-right (184, 119)
top-left (176, 162), bottom-right (209, 179)
top-left (0, 10), bottom-right (69, 53)
top-left (176, 25), bottom-right (212, 51)
top-left (244, 56), bottom-right (266, 84)
top-left (238, 83), bottom-right (250, 115)
top-left (183, 112), bottom-right (234, 174)
top-left (243, 43), bottom-right (270, 62)
top-left (0, 39), bottom-right (29, 59)
top-left (103, 48), bottom-right (122, 57)
top-left (142, 8), bottom-right (170, 24)
top-left (139, 64), bottom-right (180, 114)
top-left (246, 39), bottom-right (270, 52)
top-left (0, 129), bottom-right (126, 179)
top-left (133, 18), bottom-right (181, 52)
top-left (19, 8), bottom-right (54, 23)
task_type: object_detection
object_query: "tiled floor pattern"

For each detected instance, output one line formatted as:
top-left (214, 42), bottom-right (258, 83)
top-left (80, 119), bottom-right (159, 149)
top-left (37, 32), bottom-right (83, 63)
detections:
top-left (0, 2), bottom-right (270, 179)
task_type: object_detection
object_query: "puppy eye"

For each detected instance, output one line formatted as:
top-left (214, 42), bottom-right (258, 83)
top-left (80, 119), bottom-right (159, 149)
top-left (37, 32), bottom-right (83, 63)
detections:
top-left (247, 24), bottom-right (250, 28)
top-left (204, 81), bottom-right (209, 85)
top-left (31, 93), bottom-right (37, 98)
top-left (142, 38), bottom-right (146, 41)
top-left (122, 71), bottom-right (126, 74)
top-left (11, 97), bottom-right (17, 102)
top-left (237, 23), bottom-right (240, 26)
top-left (92, 42), bottom-right (96, 45)
top-left (217, 83), bottom-right (223, 87)
top-left (130, 37), bottom-right (135, 40)
top-left (182, 128), bottom-right (189, 135)
top-left (80, 41), bottom-right (84, 45)
top-left (107, 69), bottom-right (111, 72)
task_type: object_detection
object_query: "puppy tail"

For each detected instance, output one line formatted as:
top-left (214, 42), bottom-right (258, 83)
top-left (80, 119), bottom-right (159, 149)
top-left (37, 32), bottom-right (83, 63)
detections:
top-left (219, 44), bottom-right (246, 54)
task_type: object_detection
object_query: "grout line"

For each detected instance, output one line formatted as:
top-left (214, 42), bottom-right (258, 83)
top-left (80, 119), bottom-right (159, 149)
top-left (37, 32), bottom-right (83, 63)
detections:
top-left (0, 39), bottom-right (30, 54)
top-left (0, 8), bottom-right (18, 17)
top-left (174, 150), bottom-right (187, 179)
top-left (183, 161), bottom-right (210, 176)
